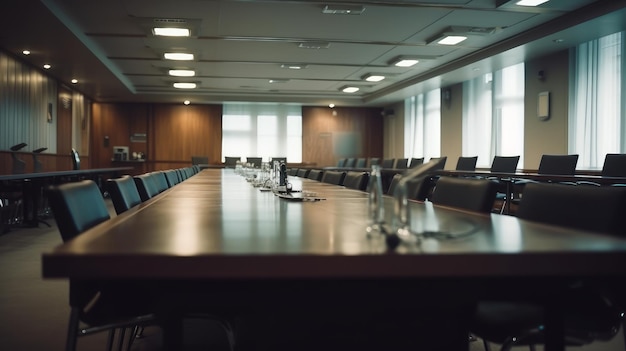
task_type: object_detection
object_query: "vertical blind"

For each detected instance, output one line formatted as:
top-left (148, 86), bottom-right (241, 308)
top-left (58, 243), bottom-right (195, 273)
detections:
top-left (463, 63), bottom-right (525, 168)
top-left (222, 103), bottom-right (302, 163)
top-left (569, 31), bottom-right (625, 168)
top-left (404, 89), bottom-right (441, 161)
top-left (0, 51), bottom-right (58, 153)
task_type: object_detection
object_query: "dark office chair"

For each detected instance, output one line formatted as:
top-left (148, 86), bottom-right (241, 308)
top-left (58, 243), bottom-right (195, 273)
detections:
top-left (429, 176), bottom-right (498, 214)
top-left (344, 158), bottom-right (357, 168)
top-left (307, 170), bottom-right (324, 181)
top-left (32, 147), bottom-right (48, 173)
top-left (70, 148), bottom-right (81, 170)
top-left (46, 180), bottom-right (155, 351)
top-left (164, 170), bottom-right (180, 187)
top-left (368, 158), bottom-right (380, 166)
top-left (395, 158), bottom-right (409, 169)
top-left (321, 171), bottom-right (347, 186)
top-left (577, 153), bottom-right (626, 186)
top-left (336, 158), bottom-right (347, 168)
top-left (455, 156), bottom-right (478, 171)
top-left (381, 159), bottom-right (395, 169)
top-left (537, 154), bottom-right (579, 175)
top-left (409, 157), bottom-right (424, 168)
top-left (150, 172), bottom-right (170, 193)
top-left (288, 168), bottom-right (299, 176)
top-left (355, 158), bottom-right (367, 168)
top-left (343, 171), bottom-right (369, 191)
top-left (246, 157), bottom-right (262, 168)
top-left (489, 156), bottom-right (520, 214)
top-left (472, 182), bottom-right (626, 351)
top-left (10, 143), bottom-right (27, 174)
top-left (224, 157), bottom-right (241, 168)
top-left (106, 176), bottom-right (142, 215)
top-left (296, 169), bottom-right (310, 178)
top-left (133, 174), bottom-right (160, 202)
top-left (191, 156), bottom-right (209, 165)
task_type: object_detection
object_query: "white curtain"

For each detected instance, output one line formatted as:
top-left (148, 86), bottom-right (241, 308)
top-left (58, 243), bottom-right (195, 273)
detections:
top-left (404, 89), bottom-right (441, 161)
top-left (222, 103), bottom-right (302, 163)
top-left (569, 31), bottom-right (624, 168)
top-left (463, 63), bottom-right (524, 168)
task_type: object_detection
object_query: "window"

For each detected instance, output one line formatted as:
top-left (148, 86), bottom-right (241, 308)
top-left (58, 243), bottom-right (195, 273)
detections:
top-left (569, 31), bottom-right (625, 168)
top-left (222, 103), bottom-right (302, 163)
top-left (462, 63), bottom-right (525, 168)
top-left (404, 89), bottom-right (441, 161)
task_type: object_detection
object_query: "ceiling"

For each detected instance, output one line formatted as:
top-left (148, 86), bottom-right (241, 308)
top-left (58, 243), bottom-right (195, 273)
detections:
top-left (1, 0), bottom-right (625, 107)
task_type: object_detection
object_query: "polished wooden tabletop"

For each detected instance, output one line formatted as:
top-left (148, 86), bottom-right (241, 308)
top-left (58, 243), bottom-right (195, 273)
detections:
top-left (42, 168), bottom-right (626, 280)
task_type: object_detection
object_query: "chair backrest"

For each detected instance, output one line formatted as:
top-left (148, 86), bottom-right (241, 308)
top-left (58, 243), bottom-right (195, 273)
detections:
top-left (430, 176), bottom-right (498, 213)
top-left (386, 174), bottom-right (403, 196)
top-left (344, 158), bottom-right (357, 168)
top-left (191, 156), bottom-right (208, 165)
top-left (368, 158), bottom-right (380, 166)
top-left (164, 170), bottom-right (180, 187)
top-left (246, 157), bottom-right (262, 168)
top-left (297, 168), bottom-right (311, 178)
top-left (224, 156), bottom-right (241, 168)
top-left (150, 172), bottom-right (169, 192)
top-left (409, 158), bottom-right (424, 168)
top-left (133, 174), bottom-right (160, 201)
top-left (288, 168), bottom-right (299, 176)
top-left (70, 148), bottom-right (81, 170)
top-left (46, 180), bottom-right (110, 242)
top-left (537, 154), bottom-right (578, 175)
top-left (355, 158), bottom-right (367, 168)
top-left (381, 159), bottom-right (395, 168)
top-left (343, 171), bottom-right (369, 191)
top-left (307, 169), bottom-right (324, 181)
top-left (455, 156), bottom-right (478, 171)
top-left (395, 158), bottom-right (409, 169)
top-left (601, 154), bottom-right (626, 177)
top-left (106, 176), bottom-right (142, 215)
top-left (336, 158), bottom-right (347, 167)
top-left (490, 155), bottom-right (520, 173)
top-left (428, 157), bottom-right (447, 169)
top-left (322, 171), bottom-right (347, 185)
top-left (516, 182), bottom-right (626, 237)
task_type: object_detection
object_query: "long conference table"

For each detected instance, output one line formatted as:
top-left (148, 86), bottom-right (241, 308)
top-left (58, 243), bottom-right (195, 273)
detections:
top-left (42, 169), bottom-right (626, 350)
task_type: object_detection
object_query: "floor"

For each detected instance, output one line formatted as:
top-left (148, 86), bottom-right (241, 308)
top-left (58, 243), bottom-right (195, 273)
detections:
top-left (0, 200), bottom-right (623, 351)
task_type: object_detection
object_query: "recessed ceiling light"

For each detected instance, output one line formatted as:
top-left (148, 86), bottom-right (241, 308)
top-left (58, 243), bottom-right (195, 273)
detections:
top-left (173, 82), bottom-right (196, 89)
top-left (269, 79), bottom-right (289, 83)
top-left (437, 35), bottom-right (468, 45)
top-left (322, 5), bottom-right (365, 15)
top-left (298, 42), bottom-right (330, 49)
top-left (341, 86), bottom-right (359, 93)
top-left (363, 74), bottom-right (385, 82)
top-left (169, 69), bottom-right (195, 77)
top-left (183, 100), bottom-right (191, 105)
top-left (329, 104), bottom-right (335, 108)
top-left (71, 79), bottom-right (78, 84)
top-left (390, 58), bottom-right (419, 67)
top-left (516, 0), bottom-right (549, 6)
top-left (43, 64), bottom-right (51, 69)
top-left (280, 64), bottom-right (308, 70)
top-left (22, 50), bottom-right (30, 55)
top-left (153, 27), bottom-right (190, 37)
top-left (164, 52), bottom-right (194, 61)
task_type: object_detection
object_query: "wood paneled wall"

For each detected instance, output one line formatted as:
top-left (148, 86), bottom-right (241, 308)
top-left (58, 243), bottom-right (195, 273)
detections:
top-left (90, 103), bottom-right (383, 171)
top-left (91, 103), bottom-right (222, 171)
top-left (302, 106), bottom-right (384, 168)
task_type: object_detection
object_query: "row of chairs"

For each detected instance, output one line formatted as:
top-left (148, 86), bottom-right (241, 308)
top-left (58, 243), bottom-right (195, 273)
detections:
top-left (385, 158), bottom-right (625, 351)
top-left (224, 156), bottom-right (287, 168)
top-left (289, 168), bottom-right (370, 191)
top-left (45, 165), bottom-right (207, 351)
top-left (337, 157), bottom-right (426, 169)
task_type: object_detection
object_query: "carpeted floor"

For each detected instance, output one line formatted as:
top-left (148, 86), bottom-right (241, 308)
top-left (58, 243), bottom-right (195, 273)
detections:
top-left (0, 200), bottom-right (623, 351)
